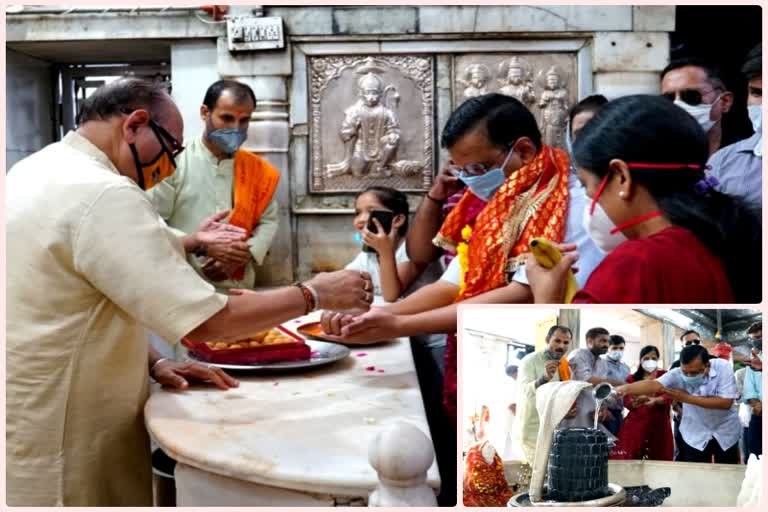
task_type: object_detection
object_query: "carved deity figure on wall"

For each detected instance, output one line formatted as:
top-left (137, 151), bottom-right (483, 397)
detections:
top-left (458, 64), bottom-right (491, 99)
top-left (325, 61), bottom-right (401, 178)
top-left (538, 66), bottom-right (569, 148)
top-left (498, 57), bottom-right (536, 107)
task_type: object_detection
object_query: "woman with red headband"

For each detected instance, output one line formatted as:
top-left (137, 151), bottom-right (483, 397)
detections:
top-left (527, 94), bottom-right (761, 303)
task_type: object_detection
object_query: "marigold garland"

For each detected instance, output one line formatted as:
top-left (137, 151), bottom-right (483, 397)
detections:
top-left (457, 225), bottom-right (472, 295)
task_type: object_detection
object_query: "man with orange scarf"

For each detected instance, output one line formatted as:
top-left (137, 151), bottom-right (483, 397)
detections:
top-left (515, 325), bottom-right (575, 464)
top-left (147, 80), bottom-right (279, 291)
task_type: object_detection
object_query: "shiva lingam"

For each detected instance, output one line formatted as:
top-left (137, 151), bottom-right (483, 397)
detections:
top-left (509, 383), bottom-right (625, 506)
top-left (509, 383), bottom-right (670, 507)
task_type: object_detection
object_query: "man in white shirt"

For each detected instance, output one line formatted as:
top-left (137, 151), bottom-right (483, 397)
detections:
top-left (618, 344), bottom-right (741, 464)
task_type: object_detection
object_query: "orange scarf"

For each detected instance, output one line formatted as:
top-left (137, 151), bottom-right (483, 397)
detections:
top-left (435, 145), bottom-right (570, 301)
top-left (228, 150), bottom-right (280, 280)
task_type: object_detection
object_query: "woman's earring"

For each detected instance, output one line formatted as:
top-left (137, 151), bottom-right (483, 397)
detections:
top-left (619, 191), bottom-right (626, 198)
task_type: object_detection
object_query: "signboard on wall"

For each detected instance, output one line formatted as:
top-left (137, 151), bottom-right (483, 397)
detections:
top-left (226, 16), bottom-right (284, 52)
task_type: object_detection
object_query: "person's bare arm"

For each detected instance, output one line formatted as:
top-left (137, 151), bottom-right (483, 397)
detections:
top-left (186, 271), bottom-right (372, 342)
top-left (617, 379), bottom-right (664, 397)
top-left (587, 376), bottom-right (630, 387)
top-left (405, 167), bottom-right (463, 265)
top-left (383, 279), bottom-right (459, 315)
top-left (662, 387), bottom-right (734, 410)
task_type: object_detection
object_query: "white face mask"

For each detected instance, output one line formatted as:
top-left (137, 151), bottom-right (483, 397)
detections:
top-left (582, 201), bottom-right (627, 254)
top-left (747, 104), bottom-right (762, 157)
top-left (674, 97), bottom-right (721, 133)
top-left (607, 351), bottom-right (623, 361)
top-left (641, 360), bottom-right (659, 373)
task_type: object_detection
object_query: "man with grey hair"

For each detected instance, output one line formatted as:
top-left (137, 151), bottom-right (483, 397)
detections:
top-left (6, 78), bottom-right (372, 506)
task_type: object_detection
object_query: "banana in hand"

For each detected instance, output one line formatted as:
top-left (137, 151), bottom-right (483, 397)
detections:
top-left (528, 237), bottom-right (579, 303)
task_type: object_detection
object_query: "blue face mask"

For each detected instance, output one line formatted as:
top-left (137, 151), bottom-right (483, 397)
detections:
top-left (681, 372), bottom-right (705, 387)
top-left (207, 127), bottom-right (247, 155)
top-left (458, 148), bottom-right (514, 201)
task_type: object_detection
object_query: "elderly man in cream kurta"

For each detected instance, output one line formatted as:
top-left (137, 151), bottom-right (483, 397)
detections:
top-left (6, 78), bottom-right (373, 506)
top-left (6, 131), bottom-right (228, 506)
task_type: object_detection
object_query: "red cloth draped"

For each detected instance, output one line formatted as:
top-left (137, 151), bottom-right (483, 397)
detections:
top-left (574, 227), bottom-right (733, 303)
top-left (610, 371), bottom-right (674, 461)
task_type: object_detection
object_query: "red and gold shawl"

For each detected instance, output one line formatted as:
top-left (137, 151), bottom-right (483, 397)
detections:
top-left (434, 145), bottom-right (570, 302)
top-left (463, 442), bottom-right (513, 507)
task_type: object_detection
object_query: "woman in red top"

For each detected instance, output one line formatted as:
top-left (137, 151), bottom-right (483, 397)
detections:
top-left (610, 346), bottom-right (673, 461)
top-left (527, 95), bottom-right (761, 304)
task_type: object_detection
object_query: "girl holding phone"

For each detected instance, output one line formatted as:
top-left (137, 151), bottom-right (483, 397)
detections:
top-left (346, 186), bottom-right (425, 302)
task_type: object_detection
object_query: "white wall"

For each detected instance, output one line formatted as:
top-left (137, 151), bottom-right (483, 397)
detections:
top-left (170, 40), bottom-right (219, 141)
top-left (5, 49), bottom-right (54, 171)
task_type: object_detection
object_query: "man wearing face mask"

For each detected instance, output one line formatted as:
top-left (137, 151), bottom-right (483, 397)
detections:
top-left (617, 344), bottom-right (742, 464)
top-left (321, 95), bottom-right (606, 418)
top-left (147, 79), bottom-right (280, 291)
top-left (743, 322), bottom-right (762, 458)
top-left (5, 78), bottom-right (373, 506)
top-left (708, 43), bottom-right (762, 216)
top-left (660, 58), bottom-right (734, 156)
top-left (669, 329), bottom-right (702, 459)
top-left (563, 328), bottom-right (628, 430)
top-left (602, 335), bottom-right (632, 435)
top-left (515, 325), bottom-right (575, 464)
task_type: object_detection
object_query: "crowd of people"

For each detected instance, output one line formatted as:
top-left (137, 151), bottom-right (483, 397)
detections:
top-left (508, 322), bottom-right (762, 467)
top-left (5, 37), bottom-right (762, 506)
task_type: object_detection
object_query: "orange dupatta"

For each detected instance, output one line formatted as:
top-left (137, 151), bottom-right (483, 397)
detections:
top-left (435, 145), bottom-right (571, 302)
top-left (228, 150), bottom-right (281, 280)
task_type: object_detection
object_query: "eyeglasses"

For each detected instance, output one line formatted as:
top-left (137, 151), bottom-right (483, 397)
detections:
top-left (683, 339), bottom-right (701, 347)
top-left (148, 120), bottom-right (184, 167)
top-left (449, 146), bottom-right (514, 177)
top-left (120, 108), bottom-right (184, 166)
top-left (661, 88), bottom-right (719, 107)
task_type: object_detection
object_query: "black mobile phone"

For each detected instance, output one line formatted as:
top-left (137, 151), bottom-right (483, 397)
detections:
top-left (362, 210), bottom-right (394, 252)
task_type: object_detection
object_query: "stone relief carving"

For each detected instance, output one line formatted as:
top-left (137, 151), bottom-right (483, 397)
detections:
top-left (457, 63), bottom-right (491, 99)
top-left (497, 57), bottom-right (536, 107)
top-left (537, 65), bottom-right (570, 149)
top-left (309, 55), bottom-right (434, 192)
top-left (453, 53), bottom-right (577, 149)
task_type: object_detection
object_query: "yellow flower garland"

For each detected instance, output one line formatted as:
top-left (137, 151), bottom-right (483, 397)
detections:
top-left (457, 225), bottom-right (472, 295)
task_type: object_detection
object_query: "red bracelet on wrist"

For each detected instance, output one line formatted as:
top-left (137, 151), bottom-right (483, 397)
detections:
top-left (293, 283), bottom-right (316, 315)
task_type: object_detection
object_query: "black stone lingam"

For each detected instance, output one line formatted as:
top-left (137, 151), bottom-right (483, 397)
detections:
top-left (546, 427), bottom-right (612, 502)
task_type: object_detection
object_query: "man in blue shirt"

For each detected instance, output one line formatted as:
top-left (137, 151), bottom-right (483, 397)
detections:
top-left (618, 344), bottom-right (741, 464)
top-left (709, 43), bottom-right (762, 216)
